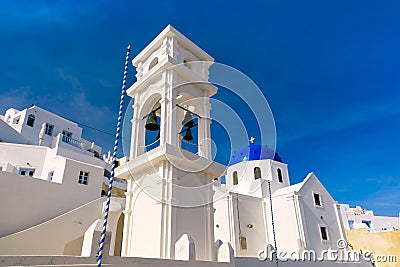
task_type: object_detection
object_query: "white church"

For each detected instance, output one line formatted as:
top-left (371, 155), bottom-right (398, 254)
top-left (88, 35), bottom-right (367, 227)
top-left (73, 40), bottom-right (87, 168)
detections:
top-left (0, 25), bottom-right (384, 267)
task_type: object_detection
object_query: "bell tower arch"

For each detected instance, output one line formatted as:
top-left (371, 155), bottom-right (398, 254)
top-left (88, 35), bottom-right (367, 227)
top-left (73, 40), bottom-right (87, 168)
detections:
top-left (128, 25), bottom-right (216, 160)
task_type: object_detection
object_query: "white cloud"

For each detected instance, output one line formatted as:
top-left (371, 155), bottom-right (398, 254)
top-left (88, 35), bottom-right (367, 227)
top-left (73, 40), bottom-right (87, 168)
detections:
top-left (0, 86), bottom-right (35, 113)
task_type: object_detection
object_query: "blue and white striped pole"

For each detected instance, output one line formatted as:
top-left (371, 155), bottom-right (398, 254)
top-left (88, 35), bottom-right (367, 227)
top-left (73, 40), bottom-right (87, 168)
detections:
top-left (268, 180), bottom-right (279, 266)
top-left (97, 44), bottom-right (131, 267)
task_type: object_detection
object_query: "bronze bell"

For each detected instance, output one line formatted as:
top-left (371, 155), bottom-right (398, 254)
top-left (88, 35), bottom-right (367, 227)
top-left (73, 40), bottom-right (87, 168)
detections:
top-left (183, 127), bottom-right (193, 141)
top-left (181, 111), bottom-right (195, 128)
top-left (145, 112), bottom-right (160, 131)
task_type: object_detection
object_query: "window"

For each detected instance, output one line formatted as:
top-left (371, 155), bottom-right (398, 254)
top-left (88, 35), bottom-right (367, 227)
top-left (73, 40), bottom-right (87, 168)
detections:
top-left (313, 193), bottom-right (322, 207)
top-left (104, 169), bottom-right (111, 179)
top-left (254, 167), bottom-right (261, 179)
top-left (12, 116), bottom-right (21, 124)
top-left (277, 168), bottom-right (283, 183)
top-left (26, 114), bottom-right (35, 127)
top-left (149, 57), bottom-right (158, 70)
top-left (19, 168), bottom-right (35, 177)
top-left (47, 171), bottom-right (54, 181)
top-left (233, 171), bottom-right (239, 185)
top-left (62, 130), bottom-right (72, 143)
top-left (239, 236), bottom-right (247, 250)
top-left (45, 123), bottom-right (54, 136)
top-left (348, 220), bottom-right (354, 230)
top-left (362, 220), bottom-right (371, 229)
top-left (320, 226), bottom-right (329, 241)
top-left (78, 171), bottom-right (89, 185)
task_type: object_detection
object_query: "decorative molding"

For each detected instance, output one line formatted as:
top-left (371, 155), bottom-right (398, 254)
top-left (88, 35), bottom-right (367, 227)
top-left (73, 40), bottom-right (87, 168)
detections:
top-left (136, 61), bottom-right (144, 80)
top-left (161, 36), bottom-right (179, 60)
top-left (122, 209), bottom-right (131, 215)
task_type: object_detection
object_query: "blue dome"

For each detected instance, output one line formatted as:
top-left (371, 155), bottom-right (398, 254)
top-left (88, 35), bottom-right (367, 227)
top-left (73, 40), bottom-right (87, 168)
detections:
top-left (228, 144), bottom-right (283, 166)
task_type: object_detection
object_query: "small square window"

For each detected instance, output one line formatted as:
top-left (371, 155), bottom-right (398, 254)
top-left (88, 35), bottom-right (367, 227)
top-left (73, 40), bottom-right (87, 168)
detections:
top-left (313, 193), bottom-right (322, 207)
top-left (362, 220), bottom-right (371, 229)
top-left (19, 168), bottom-right (35, 177)
top-left (348, 220), bottom-right (354, 230)
top-left (45, 123), bottom-right (54, 136)
top-left (78, 171), bottom-right (89, 185)
top-left (13, 116), bottom-right (21, 124)
top-left (320, 226), bottom-right (329, 241)
top-left (26, 114), bottom-right (35, 127)
top-left (48, 171), bottom-right (54, 181)
top-left (239, 236), bottom-right (247, 250)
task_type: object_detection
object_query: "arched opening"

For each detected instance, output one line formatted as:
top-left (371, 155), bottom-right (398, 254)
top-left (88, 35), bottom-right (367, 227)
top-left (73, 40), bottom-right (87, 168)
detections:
top-left (254, 167), bottom-right (261, 179)
top-left (143, 99), bottom-right (162, 153)
top-left (233, 171), bottom-right (238, 185)
top-left (179, 105), bottom-right (199, 155)
top-left (26, 114), bottom-right (35, 127)
top-left (277, 168), bottom-right (283, 183)
top-left (113, 213), bottom-right (124, 256)
top-left (149, 57), bottom-right (158, 70)
top-left (144, 113), bottom-right (161, 152)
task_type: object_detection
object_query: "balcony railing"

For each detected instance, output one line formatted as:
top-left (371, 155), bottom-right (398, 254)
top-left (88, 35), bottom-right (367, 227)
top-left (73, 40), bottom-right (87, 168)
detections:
top-left (61, 134), bottom-right (82, 149)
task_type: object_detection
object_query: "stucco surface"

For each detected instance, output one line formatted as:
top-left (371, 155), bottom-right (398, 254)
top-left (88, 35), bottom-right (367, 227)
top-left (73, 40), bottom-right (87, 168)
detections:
top-left (345, 229), bottom-right (400, 267)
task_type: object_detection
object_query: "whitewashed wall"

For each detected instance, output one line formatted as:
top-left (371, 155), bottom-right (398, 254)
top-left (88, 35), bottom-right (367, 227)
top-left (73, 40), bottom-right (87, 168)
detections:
top-left (0, 169), bottom-right (103, 237)
top-left (0, 119), bottom-right (31, 144)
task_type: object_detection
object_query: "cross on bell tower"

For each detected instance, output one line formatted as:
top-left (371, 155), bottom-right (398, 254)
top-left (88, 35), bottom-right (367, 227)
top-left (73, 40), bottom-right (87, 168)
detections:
top-left (115, 25), bottom-right (226, 261)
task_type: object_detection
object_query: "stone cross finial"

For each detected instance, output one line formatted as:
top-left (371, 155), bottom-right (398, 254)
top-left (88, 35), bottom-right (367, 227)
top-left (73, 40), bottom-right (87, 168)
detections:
top-left (249, 136), bottom-right (255, 144)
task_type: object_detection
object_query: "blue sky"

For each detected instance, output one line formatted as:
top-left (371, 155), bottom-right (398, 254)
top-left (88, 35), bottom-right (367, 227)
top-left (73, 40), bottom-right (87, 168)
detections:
top-left (1, 1), bottom-right (400, 216)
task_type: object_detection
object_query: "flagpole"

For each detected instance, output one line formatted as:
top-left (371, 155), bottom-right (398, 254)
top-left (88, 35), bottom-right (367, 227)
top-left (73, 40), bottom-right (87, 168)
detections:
top-left (97, 44), bottom-right (131, 267)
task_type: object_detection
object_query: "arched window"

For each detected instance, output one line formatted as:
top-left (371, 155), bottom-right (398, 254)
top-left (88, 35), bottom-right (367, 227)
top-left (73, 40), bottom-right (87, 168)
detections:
top-left (233, 171), bottom-right (238, 185)
top-left (26, 114), bottom-right (35, 127)
top-left (149, 57), bottom-right (158, 70)
top-left (277, 168), bottom-right (283, 183)
top-left (254, 167), bottom-right (261, 180)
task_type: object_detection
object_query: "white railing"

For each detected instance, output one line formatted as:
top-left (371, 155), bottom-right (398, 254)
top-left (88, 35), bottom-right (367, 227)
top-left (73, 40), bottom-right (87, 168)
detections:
top-left (113, 177), bottom-right (127, 184)
top-left (61, 134), bottom-right (83, 149)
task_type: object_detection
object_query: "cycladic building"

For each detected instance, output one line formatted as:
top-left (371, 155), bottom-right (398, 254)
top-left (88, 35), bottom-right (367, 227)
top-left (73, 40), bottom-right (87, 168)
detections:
top-left (0, 105), bottom-right (126, 239)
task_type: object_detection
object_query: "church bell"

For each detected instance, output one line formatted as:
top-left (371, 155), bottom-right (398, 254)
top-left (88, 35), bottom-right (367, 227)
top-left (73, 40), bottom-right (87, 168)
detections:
top-left (181, 111), bottom-right (195, 128)
top-left (145, 112), bottom-right (160, 131)
top-left (183, 127), bottom-right (193, 141)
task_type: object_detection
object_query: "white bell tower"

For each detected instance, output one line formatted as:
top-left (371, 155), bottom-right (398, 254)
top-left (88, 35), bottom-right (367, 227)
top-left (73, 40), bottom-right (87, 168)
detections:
top-left (115, 25), bottom-right (226, 261)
